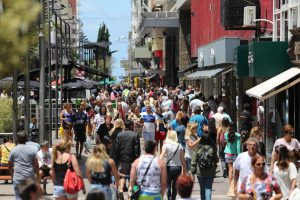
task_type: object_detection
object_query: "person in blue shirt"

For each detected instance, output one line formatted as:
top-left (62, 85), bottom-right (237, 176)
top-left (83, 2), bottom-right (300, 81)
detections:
top-left (171, 111), bottom-right (183, 130)
top-left (189, 106), bottom-right (208, 137)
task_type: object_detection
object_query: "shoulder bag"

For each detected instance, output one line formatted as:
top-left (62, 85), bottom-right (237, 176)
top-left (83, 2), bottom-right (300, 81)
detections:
top-left (130, 158), bottom-right (154, 200)
top-left (166, 145), bottom-right (180, 165)
top-left (63, 154), bottom-right (84, 194)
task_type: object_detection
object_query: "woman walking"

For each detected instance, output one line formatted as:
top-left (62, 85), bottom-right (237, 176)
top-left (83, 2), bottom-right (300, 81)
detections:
top-left (273, 145), bottom-right (297, 200)
top-left (224, 124), bottom-right (241, 197)
top-left (109, 118), bottom-right (125, 160)
top-left (51, 140), bottom-right (85, 200)
top-left (155, 107), bottom-right (167, 152)
top-left (60, 103), bottom-right (74, 142)
top-left (184, 122), bottom-right (201, 174)
top-left (191, 133), bottom-right (218, 200)
top-left (86, 144), bottom-right (120, 200)
top-left (237, 154), bottom-right (282, 200)
top-left (160, 130), bottom-right (186, 200)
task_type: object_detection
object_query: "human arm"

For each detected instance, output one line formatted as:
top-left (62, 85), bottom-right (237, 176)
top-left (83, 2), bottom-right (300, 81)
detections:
top-left (180, 149), bottom-right (186, 174)
top-left (108, 159), bottom-right (120, 191)
top-left (86, 168), bottom-right (92, 183)
top-left (186, 137), bottom-right (201, 150)
top-left (129, 158), bottom-right (138, 197)
top-left (158, 158), bottom-right (167, 198)
top-left (71, 154), bottom-right (86, 193)
top-left (33, 157), bottom-right (40, 182)
top-left (133, 134), bottom-right (141, 160)
top-left (159, 145), bottom-right (167, 160)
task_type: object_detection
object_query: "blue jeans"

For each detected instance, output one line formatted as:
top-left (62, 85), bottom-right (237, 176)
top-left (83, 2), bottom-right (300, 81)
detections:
top-left (197, 176), bottom-right (214, 200)
top-left (90, 184), bottom-right (112, 200)
top-left (167, 166), bottom-right (182, 200)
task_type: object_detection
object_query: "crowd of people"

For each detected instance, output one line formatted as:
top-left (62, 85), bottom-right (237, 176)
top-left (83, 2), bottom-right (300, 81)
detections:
top-left (1, 84), bottom-right (300, 200)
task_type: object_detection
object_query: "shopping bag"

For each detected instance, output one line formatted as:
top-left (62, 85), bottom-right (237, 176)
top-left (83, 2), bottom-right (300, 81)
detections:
top-left (58, 126), bottom-right (64, 138)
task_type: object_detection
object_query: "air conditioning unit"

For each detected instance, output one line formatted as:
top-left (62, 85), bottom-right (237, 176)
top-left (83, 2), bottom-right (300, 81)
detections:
top-left (243, 6), bottom-right (256, 27)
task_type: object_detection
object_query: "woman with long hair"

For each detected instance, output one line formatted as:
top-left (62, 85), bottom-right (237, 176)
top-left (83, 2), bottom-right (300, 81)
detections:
top-left (171, 111), bottom-right (183, 130)
top-left (155, 107), bottom-right (167, 152)
top-left (216, 118), bottom-right (230, 178)
top-left (51, 140), bottom-right (85, 200)
top-left (159, 130), bottom-right (186, 200)
top-left (184, 122), bottom-right (201, 174)
top-left (191, 133), bottom-right (218, 200)
top-left (237, 155), bottom-right (282, 200)
top-left (224, 124), bottom-right (241, 195)
top-left (273, 145), bottom-right (297, 200)
top-left (86, 144), bottom-right (120, 200)
top-left (109, 119), bottom-right (125, 159)
top-left (60, 103), bottom-right (74, 141)
top-left (115, 103), bottom-right (126, 122)
top-left (128, 105), bottom-right (142, 134)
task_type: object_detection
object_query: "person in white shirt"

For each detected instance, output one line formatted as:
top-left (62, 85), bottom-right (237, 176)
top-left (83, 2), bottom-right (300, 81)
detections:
top-left (233, 138), bottom-right (268, 193)
top-left (189, 94), bottom-right (204, 113)
top-left (37, 141), bottom-right (52, 178)
top-left (273, 145), bottom-right (297, 200)
top-left (140, 104), bottom-right (156, 141)
top-left (92, 105), bottom-right (106, 136)
top-left (289, 175), bottom-right (300, 200)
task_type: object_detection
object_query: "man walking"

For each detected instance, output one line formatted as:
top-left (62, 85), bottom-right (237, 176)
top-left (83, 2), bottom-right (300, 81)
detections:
top-left (189, 106), bottom-right (208, 137)
top-left (74, 104), bottom-right (87, 159)
top-left (113, 121), bottom-right (141, 199)
top-left (141, 104), bottom-right (156, 141)
top-left (9, 131), bottom-right (40, 199)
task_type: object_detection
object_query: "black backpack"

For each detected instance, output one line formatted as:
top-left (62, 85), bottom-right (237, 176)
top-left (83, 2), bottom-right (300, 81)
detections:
top-left (197, 145), bottom-right (214, 169)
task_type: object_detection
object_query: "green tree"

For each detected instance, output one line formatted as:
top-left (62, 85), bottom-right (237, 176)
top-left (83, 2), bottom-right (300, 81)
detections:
top-left (0, 0), bottom-right (40, 77)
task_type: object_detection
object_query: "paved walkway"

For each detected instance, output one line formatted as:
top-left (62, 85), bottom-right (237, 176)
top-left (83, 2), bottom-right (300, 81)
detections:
top-left (0, 137), bottom-right (232, 199)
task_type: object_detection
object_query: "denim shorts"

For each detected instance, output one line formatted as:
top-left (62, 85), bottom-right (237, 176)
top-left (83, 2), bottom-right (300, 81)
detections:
top-left (53, 185), bottom-right (78, 199)
top-left (90, 184), bottom-right (112, 200)
top-left (225, 154), bottom-right (237, 163)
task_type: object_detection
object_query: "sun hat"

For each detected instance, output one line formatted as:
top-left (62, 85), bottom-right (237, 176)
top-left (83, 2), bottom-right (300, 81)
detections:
top-left (165, 130), bottom-right (178, 145)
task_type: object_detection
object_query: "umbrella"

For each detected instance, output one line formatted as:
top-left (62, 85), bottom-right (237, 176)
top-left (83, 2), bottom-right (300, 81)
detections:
top-left (63, 78), bottom-right (95, 90)
top-left (17, 81), bottom-right (40, 89)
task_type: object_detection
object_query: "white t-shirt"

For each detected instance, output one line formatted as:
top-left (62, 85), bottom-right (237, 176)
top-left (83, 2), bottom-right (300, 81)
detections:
top-left (233, 152), bottom-right (269, 187)
top-left (290, 188), bottom-right (300, 200)
top-left (189, 99), bottom-right (204, 112)
top-left (94, 114), bottom-right (105, 131)
top-left (273, 162), bottom-right (297, 199)
top-left (140, 112), bottom-right (156, 133)
top-left (163, 143), bottom-right (183, 167)
top-left (273, 138), bottom-right (300, 152)
top-left (37, 148), bottom-right (52, 167)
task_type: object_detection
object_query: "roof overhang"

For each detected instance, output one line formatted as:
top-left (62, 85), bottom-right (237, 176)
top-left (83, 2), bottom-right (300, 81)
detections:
top-left (139, 12), bottom-right (179, 36)
top-left (246, 67), bottom-right (300, 101)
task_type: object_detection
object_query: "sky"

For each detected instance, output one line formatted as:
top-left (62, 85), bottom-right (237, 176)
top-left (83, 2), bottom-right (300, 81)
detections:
top-left (79, 0), bottom-right (131, 80)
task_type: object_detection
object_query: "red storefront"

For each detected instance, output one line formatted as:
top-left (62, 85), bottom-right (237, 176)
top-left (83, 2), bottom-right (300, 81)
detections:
top-left (190, 0), bottom-right (273, 57)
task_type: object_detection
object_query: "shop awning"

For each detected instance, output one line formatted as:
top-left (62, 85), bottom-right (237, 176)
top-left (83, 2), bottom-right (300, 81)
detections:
top-left (246, 67), bottom-right (300, 101)
top-left (184, 68), bottom-right (225, 80)
top-left (145, 73), bottom-right (159, 81)
top-left (178, 63), bottom-right (198, 76)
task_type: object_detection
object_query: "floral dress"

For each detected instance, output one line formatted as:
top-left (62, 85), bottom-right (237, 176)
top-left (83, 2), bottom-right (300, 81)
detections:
top-left (238, 173), bottom-right (281, 200)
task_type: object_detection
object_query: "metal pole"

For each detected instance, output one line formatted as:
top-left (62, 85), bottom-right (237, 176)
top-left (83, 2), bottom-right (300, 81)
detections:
top-left (55, 12), bottom-right (59, 138)
top-left (60, 17), bottom-right (63, 105)
top-left (47, 0), bottom-right (52, 145)
top-left (12, 69), bottom-right (18, 142)
top-left (39, 0), bottom-right (46, 143)
top-left (24, 53), bottom-right (30, 137)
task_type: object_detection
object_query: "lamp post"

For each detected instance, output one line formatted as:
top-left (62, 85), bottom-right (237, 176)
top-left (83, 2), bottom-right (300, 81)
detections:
top-left (39, 0), bottom-right (46, 143)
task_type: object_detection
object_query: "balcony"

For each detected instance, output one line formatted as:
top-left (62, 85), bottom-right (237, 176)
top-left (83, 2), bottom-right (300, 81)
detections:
top-left (138, 11), bottom-right (179, 37)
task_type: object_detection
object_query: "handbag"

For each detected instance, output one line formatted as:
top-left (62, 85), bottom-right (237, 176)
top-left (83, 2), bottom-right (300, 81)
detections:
top-left (58, 126), bottom-right (64, 138)
top-left (63, 154), bottom-right (84, 194)
top-left (130, 158), bottom-right (154, 200)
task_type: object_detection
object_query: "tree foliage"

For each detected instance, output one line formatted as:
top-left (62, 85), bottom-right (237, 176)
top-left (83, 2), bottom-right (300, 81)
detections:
top-left (97, 22), bottom-right (110, 55)
top-left (0, 98), bottom-right (13, 133)
top-left (0, 0), bottom-right (40, 76)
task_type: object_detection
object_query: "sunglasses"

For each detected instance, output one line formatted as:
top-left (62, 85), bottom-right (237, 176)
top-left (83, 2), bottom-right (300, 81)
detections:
top-left (255, 163), bottom-right (266, 167)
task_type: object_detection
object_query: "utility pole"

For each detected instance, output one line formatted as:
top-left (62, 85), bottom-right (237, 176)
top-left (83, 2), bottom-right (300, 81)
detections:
top-left (47, 0), bottom-right (52, 145)
top-left (39, 0), bottom-right (46, 143)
